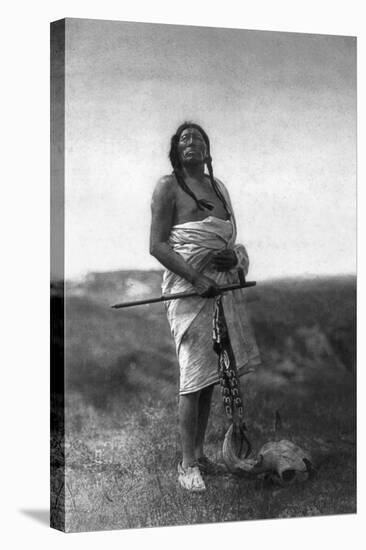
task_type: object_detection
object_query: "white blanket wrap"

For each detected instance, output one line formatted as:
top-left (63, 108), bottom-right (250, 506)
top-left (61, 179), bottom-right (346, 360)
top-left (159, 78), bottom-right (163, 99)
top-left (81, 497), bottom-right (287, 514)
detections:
top-left (162, 182), bottom-right (261, 394)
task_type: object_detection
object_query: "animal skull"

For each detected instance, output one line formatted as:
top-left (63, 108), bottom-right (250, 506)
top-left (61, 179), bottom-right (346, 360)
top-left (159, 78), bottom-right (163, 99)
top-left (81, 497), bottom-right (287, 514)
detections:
top-left (223, 424), bottom-right (314, 486)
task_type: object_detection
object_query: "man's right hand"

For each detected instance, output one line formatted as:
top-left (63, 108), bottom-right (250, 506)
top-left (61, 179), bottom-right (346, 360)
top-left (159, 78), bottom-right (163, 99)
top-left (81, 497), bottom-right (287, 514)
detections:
top-left (192, 274), bottom-right (220, 297)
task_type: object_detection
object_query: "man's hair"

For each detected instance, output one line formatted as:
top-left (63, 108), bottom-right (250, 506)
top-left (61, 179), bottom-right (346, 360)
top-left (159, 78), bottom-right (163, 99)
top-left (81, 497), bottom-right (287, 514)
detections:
top-left (168, 121), bottom-right (230, 214)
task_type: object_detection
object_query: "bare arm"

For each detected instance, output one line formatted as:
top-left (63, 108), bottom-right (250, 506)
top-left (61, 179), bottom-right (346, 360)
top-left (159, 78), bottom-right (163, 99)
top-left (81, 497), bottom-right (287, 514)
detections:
top-left (149, 176), bottom-right (219, 296)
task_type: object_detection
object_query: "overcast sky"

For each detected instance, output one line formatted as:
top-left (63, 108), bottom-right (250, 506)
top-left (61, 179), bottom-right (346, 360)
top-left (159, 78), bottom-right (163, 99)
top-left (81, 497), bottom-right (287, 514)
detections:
top-left (64, 18), bottom-right (356, 281)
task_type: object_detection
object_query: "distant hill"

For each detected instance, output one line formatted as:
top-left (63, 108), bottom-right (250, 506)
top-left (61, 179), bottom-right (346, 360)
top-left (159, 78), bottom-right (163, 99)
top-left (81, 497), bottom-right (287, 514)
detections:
top-left (248, 275), bottom-right (356, 375)
top-left (60, 271), bottom-right (356, 408)
top-left (66, 269), bottom-right (164, 305)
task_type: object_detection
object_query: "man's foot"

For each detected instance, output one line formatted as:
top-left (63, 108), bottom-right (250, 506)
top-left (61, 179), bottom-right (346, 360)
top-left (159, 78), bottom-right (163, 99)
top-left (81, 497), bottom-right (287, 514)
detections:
top-left (178, 462), bottom-right (206, 492)
top-left (197, 455), bottom-right (224, 475)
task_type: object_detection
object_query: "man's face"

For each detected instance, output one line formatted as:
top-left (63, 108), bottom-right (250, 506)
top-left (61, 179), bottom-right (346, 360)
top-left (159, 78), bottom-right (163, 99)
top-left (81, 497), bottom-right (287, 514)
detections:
top-left (177, 127), bottom-right (207, 165)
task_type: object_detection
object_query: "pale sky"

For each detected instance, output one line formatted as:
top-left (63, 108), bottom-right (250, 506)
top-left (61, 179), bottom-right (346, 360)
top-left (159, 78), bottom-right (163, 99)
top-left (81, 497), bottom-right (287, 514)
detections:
top-left (64, 18), bottom-right (356, 281)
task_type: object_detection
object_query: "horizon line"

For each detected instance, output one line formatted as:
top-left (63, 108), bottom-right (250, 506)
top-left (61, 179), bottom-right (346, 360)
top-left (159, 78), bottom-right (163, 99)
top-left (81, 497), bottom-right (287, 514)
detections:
top-left (53, 269), bottom-right (357, 284)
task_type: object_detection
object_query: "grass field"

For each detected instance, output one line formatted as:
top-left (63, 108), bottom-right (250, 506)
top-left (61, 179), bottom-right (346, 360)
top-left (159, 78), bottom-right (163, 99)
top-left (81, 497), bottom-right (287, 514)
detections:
top-left (52, 272), bottom-right (356, 532)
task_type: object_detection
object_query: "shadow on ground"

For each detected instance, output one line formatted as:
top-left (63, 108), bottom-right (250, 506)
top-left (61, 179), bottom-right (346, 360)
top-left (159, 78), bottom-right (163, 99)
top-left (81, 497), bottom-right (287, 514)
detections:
top-left (19, 509), bottom-right (50, 527)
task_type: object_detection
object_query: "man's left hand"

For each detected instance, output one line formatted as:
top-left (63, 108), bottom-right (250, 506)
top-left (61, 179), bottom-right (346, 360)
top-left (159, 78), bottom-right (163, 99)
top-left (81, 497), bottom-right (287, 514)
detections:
top-left (212, 249), bottom-right (238, 271)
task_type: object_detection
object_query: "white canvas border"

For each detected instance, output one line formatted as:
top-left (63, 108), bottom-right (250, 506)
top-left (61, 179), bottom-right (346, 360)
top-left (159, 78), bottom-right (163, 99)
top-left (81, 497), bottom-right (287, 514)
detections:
top-left (1, 1), bottom-right (363, 548)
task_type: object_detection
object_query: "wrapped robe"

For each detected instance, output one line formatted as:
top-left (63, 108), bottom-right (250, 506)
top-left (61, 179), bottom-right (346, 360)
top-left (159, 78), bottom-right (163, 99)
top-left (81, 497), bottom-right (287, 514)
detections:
top-left (162, 181), bottom-right (261, 394)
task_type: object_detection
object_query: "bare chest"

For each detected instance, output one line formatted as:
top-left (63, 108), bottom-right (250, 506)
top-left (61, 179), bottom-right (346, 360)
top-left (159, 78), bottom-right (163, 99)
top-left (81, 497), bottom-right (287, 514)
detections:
top-left (173, 178), bottom-right (230, 225)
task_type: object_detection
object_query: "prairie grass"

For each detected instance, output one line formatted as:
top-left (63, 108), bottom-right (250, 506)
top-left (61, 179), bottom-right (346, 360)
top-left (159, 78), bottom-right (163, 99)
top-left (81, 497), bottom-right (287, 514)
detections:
top-left (59, 274), bottom-right (356, 532)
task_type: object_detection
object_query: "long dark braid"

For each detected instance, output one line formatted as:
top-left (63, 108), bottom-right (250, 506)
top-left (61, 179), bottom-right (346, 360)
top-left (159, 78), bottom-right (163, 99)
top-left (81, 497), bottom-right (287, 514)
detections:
top-left (169, 122), bottom-right (230, 216)
top-left (205, 154), bottom-right (231, 217)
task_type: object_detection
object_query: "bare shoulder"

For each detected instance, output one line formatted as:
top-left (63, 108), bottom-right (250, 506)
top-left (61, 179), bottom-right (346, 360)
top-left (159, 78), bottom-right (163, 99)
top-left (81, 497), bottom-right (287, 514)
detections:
top-left (150, 175), bottom-right (176, 239)
top-left (214, 177), bottom-right (229, 193)
top-left (151, 174), bottom-right (177, 205)
top-left (214, 176), bottom-right (231, 200)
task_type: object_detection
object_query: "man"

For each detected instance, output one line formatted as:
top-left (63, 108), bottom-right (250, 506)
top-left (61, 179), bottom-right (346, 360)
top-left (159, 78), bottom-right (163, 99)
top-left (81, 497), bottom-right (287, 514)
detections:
top-left (150, 122), bottom-right (260, 491)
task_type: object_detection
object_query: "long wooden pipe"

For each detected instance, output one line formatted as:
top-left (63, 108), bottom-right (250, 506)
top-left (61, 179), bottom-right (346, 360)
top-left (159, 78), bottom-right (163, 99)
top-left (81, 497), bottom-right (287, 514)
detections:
top-left (111, 268), bottom-right (256, 309)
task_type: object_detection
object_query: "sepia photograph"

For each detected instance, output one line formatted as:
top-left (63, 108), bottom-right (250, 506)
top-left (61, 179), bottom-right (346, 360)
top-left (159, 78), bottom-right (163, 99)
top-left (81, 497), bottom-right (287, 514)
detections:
top-left (50, 17), bottom-right (356, 532)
